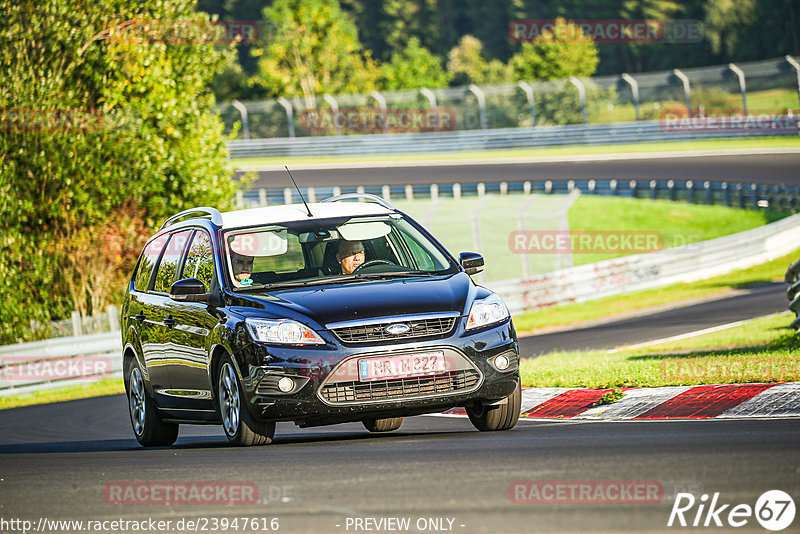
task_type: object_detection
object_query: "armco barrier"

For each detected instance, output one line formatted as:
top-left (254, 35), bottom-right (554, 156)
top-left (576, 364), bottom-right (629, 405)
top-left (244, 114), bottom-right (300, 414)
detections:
top-left (2, 214), bottom-right (799, 396)
top-left (492, 212), bottom-right (800, 315)
top-left (0, 332), bottom-right (122, 396)
top-left (228, 120), bottom-right (798, 158)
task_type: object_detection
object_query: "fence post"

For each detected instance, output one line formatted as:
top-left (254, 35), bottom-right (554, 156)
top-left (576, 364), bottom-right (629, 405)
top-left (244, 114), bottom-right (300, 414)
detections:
top-left (705, 181), bottom-right (712, 204)
top-left (629, 179), bottom-right (637, 198)
top-left (453, 183), bottom-right (461, 200)
top-left (405, 184), bottom-right (414, 202)
top-left (500, 181), bottom-right (508, 195)
top-left (672, 69), bottom-right (692, 117)
top-left (420, 88), bottom-right (438, 133)
top-left (728, 63), bottom-right (748, 116)
top-left (477, 183), bottom-right (486, 198)
top-left (467, 84), bottom-right (488, 130)
top-left (588, 179), bottom-right (596, 193)
top-left (569, 76), bottom-right (588, 124)
top-left (231, 100), bottom-right (250, 140)
top-left (620, 73), bottom-right (640, 121)
top-left (71, 311), bottom-right (82, 337)
top-left (545, 180), bottom-right (552, 194)
top-left (382, 185), bottom-right (391, 202)
top-left (307, 186), bottom-right (316, 203)
top-left (333, 186), bottom-right (342, 197)
top-left (517, 81), bottom-right (536, 126)
top-left (722, 182), bottom-right (729, 206)
top-left (258, 188), bottom-right (267, 206)
top-left (370, 91), bottom-right (388, 133)
top-left (667, 179), bottom-right (675, 201)
top-left (786, 56), bottom-right (800, 112)
top-left (284, 187), bottom-right (293, 204)
top-left (322, 94), bottom-right (340, 135)
top-left (650, 179), bottom-right (658, 199)
top-left (751, 183), bottom-right (758, 209)
top-left (236, 190), bottom-right (244, 208)
top-left (737, 183), bottom-right (745, 208)
top-left (523, 181), bottom-right (531, 194)
top-left (276, 97), bottom-right (295, 138)
top-left (687, 180), bottom-right (694, 203)
top-left (431, 183), bottom-right (439, 201)
top-left (107, 305), bottom-right (119, 332)
top-left (567, 180), bottom-right (575, 192)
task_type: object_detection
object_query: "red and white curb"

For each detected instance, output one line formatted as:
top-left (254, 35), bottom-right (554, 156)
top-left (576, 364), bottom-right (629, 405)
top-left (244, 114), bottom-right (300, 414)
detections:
top-left (442, 383), bottom-right (800, 420)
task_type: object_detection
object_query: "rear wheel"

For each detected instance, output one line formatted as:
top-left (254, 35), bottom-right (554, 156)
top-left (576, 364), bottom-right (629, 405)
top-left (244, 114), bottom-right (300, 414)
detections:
top-left (127, 363), bottom-right (179, 447)
top-left (466, 379), bottom-right (521, 432)
top-left (218, 356), bottom-right (275, 446)
top-left (363, 417), bottom-right (404, 432)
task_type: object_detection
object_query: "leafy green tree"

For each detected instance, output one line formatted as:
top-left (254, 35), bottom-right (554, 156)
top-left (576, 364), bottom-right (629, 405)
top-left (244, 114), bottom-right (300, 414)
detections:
top-left (0, 0), bottom-right (240, 342)
top-left (509, 18), bottom-right (599, 81)
top-left (380, 37), bottom-right (450, 90)
top-left (251, 0), bottom-right (380, 105)
top-left (447, 35), bottom-right (511, 86)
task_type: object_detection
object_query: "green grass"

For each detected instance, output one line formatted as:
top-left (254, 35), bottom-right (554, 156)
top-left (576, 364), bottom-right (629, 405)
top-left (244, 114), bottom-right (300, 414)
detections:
top-left (567, 196), bottom-right (785, 265)
top-left (0, 378), bottom-right (124, 410)
top-left (513, 247), bottom-right (800, 333)
top-left (520, 313), bottom-right (799, 388)
top-left (231, 137), bottom-right (800, 166)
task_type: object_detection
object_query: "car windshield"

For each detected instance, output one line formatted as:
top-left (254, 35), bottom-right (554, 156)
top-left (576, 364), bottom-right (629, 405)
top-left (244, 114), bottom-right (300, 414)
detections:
top-left (223, 214), bottom-right (457, 290)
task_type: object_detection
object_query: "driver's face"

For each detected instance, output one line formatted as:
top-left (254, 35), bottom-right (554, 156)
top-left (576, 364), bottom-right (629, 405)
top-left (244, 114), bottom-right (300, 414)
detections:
top-left (232, 256), bottom-right (254, 281)
top-left (339, 251), bottom-right (364, 274)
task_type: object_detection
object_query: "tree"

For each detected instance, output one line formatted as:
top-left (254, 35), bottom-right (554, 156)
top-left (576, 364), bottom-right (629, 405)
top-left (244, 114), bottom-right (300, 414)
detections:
top-left (251, 0), bottom-right (380, 105)
top-left (509, 18), bottom-right (599, 81)
top-left (0, 0), bottom-right (240, 342)
top-left (447, 35), bottom-right (511, 86)
top-left (380, 37), bottom-right (450, 90)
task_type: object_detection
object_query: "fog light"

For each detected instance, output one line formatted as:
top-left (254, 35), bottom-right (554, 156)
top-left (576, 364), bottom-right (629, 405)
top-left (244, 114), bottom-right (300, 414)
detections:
top-left (277, 377), bottom-right (294, 392)
top-left (494, 354), bottom-right (510, 370)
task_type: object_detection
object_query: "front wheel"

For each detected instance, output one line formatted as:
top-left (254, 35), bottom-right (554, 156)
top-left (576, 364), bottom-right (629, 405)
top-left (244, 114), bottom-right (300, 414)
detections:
top-left (466, 379), bottom-right (521, 431)
top-left (363, 417), bottom-right (404, 432)
top-left (218, 357), bottom-right (275, 446)
top-left (127, 363), bottom-right (179, 447)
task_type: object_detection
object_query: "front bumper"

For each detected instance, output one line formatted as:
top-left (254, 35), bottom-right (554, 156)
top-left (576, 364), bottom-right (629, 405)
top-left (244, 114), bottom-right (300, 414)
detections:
top-left (235, 318), bottom-right (519, 427)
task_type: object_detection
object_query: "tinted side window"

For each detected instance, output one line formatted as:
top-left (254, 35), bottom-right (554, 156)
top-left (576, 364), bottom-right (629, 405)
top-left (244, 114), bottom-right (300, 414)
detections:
top-left (134, 235), bottom-right (168, 292)
top-left (182, 231), bottom-right (215, 291)
top-left (153, 230), bottom-right (192, 293)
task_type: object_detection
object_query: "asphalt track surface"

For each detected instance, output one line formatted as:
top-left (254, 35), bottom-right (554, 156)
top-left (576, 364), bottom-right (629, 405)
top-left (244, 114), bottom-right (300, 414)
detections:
top-left (0, 396), bottom-right (798, 533)
top-left (247, 153), bottom-right (800, 188)
top-left (518, 282), bottom-right (789, 357)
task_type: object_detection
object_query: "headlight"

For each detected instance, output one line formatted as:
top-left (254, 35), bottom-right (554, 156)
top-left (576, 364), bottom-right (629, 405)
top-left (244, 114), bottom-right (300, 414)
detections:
top-left (245, 318), bottom-right (325, 345)
top-left (466, 294), bottom-right (510, 330)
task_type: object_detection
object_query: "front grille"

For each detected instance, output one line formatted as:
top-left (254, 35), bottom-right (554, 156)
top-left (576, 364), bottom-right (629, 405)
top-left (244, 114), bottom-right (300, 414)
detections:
top-left (332, 317), bottom-right (457, 343)
top-left (319, 369), bottom-right (480, 404)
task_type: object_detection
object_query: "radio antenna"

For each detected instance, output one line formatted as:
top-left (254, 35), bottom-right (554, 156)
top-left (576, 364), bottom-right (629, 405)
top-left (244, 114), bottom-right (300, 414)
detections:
top-left (285, 166), bottom-right (313, 217)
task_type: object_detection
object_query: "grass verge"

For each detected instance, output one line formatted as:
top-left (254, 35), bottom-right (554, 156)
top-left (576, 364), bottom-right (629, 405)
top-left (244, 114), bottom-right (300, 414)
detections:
top-left (0, 378), bottom-right (124, 410)
top-left (513, 247), bottom-right (800, 333)
top-left (520, 313), bottom-right (799, 388)
top-left (231, 137), bottom-right (800, 167)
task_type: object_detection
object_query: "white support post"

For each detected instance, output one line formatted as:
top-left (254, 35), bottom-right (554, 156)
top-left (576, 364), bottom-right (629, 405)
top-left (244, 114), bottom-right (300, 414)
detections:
top-left (728, 63), bottom-right (747, 116)
top-left (231, 99), bottom-right (250, 140)
top-left (517, 81), bottom-right (536, 126)
top-left (420, 88), bottom-right (438, 132)
top-left (467, 84), bottom-right (488, 130)
top-left (569, 76), bottom-right (587, 124)
top-left (322, 94), bottom-right (340, 135)
top-left (370, 91), bottom-right (388, 133)
top-left (621, 73), bottom-right (640, 121)
top-left (276, 97), bottom-right (295, 138)
top-left (673, 69), bottom-right (692, 118)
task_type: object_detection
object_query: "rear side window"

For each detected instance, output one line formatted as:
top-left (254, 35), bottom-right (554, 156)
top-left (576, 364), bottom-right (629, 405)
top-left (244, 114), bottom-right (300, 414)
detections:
top-left (181, 231), bottom-right (215, 291)
top-left (153, 230), bottom-right (192, 293)
top-left (134, 235), bottom-right (167, 292)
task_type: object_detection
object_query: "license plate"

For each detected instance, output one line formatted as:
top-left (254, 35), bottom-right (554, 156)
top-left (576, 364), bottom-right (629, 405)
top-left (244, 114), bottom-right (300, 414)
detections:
top-left (358, 351), bottom-right (446, 381)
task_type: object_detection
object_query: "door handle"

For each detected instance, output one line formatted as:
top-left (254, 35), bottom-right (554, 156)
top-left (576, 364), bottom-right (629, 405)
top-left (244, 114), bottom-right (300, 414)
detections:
top-left (134, 312), bottom-right (146, 323)
top-left (163, 317), bottom-right (176, 328)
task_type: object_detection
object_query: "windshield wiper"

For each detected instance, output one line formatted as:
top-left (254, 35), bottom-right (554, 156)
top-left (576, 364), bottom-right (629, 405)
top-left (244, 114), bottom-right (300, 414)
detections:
top-left (354, 271), bottom-right (435, 279)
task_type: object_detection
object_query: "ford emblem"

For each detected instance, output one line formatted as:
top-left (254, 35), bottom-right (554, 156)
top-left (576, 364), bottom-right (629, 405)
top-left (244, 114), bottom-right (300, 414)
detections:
top-left (385, 323), bottom-right (410, 335)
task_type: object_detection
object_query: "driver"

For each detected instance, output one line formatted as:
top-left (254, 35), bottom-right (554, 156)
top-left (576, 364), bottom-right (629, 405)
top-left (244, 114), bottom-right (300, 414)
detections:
top-left (230, 251), bottom-right (255, 284)
top-left (336, 240), bottom-right (364, 274)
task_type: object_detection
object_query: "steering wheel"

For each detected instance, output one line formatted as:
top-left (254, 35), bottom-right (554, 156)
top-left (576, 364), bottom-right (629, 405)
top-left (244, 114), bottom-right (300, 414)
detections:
top-left (353, 259), bottom-right (394, 272)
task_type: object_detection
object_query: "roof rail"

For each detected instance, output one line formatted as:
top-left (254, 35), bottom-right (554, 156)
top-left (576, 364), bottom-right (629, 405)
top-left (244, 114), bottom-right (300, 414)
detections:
top-left (159, 207), bottom-right (223, 230)
top-left (321, 193), bottom-right (395, 211)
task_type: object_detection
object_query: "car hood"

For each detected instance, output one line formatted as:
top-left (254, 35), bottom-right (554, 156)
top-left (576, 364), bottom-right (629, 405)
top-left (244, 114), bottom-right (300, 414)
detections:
top-left (248, 273), bottom-right (476, 327)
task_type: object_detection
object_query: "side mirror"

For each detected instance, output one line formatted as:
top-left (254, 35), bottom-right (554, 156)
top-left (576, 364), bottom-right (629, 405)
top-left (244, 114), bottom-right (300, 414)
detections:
top-left (170, 278), bottom-right (211, 303)
top-left (459, 252), bottom-right (484, 275)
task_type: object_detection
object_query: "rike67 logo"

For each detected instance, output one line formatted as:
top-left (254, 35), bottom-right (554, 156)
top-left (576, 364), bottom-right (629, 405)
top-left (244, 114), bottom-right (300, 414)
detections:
top-left (668, 490), bottom-right (795, 531)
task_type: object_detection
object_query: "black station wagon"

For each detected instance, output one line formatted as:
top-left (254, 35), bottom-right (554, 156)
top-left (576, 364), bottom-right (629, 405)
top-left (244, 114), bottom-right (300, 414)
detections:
top-left (121, 194), bottom-right (521, 446)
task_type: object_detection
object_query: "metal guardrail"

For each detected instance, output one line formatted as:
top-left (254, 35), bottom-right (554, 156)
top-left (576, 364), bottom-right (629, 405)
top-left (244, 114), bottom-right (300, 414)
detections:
top-left (786, 258), bottom-right (800, 330)
top-left (493, 212), bottom-right (800, 315)
top-left (228, 119), bottom-right (798, 158)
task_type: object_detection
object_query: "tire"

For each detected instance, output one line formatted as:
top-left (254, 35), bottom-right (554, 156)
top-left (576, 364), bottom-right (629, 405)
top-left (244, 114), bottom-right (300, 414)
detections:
top-left (218, 356), bottom-right (275, 446)
top-left (466, 379), bottom-right (521, 432)
top-left (363, 417), bottom-right (404, 432)
top-left (127, 362), bottom-right (179, 447)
